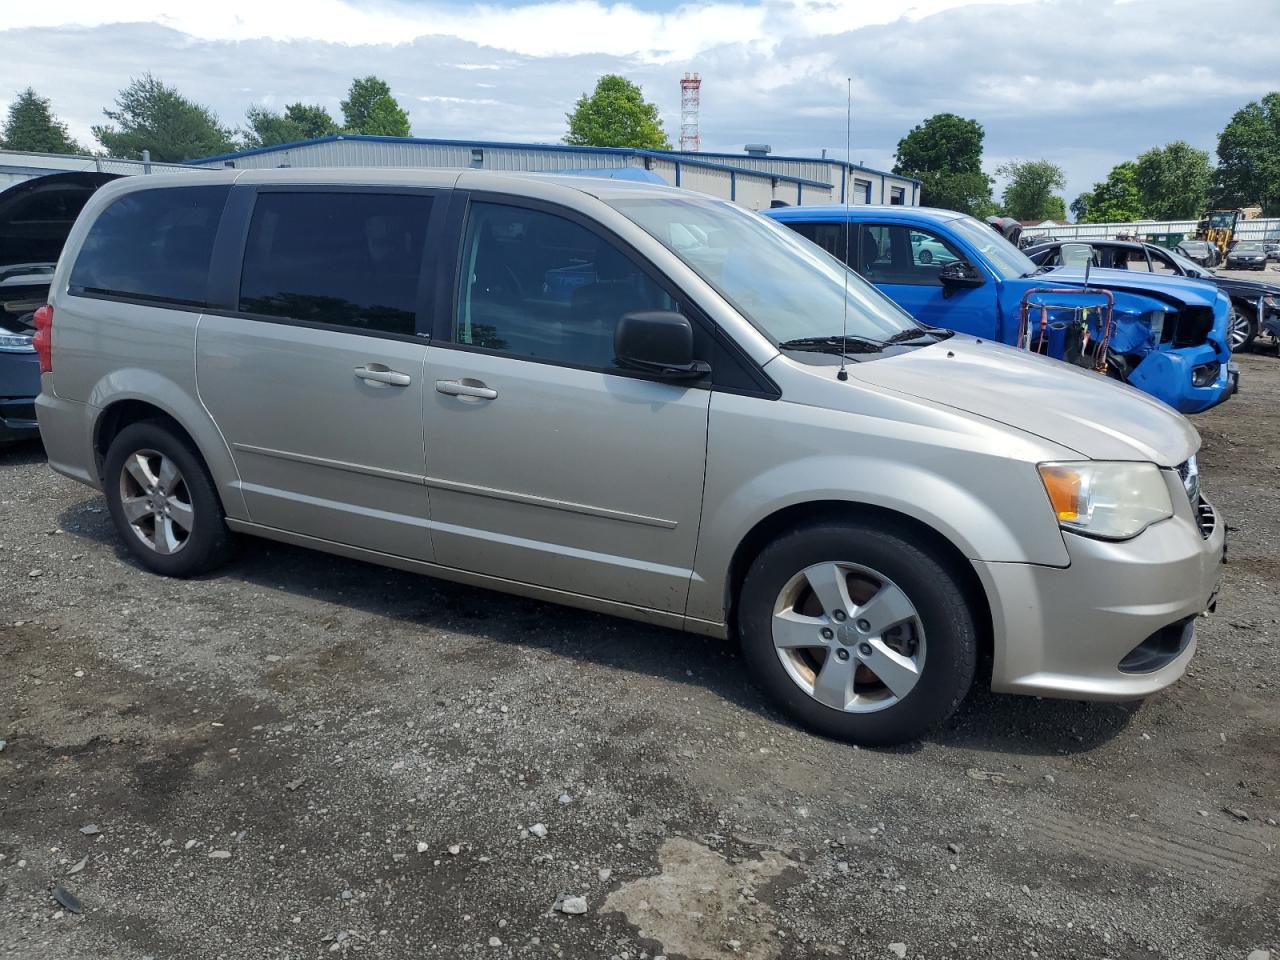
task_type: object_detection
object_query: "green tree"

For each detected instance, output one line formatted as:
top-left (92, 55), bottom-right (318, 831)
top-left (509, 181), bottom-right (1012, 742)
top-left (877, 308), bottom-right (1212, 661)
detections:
top-left (997, 158), bottom-right (1067, 221)
top-left (93, 74), bottom-right (235, 161)
top-left (1133, 141), bottom-right (1212, 220)
top-left (1074, 161), bottom-right (1144, 223)
top-left (565, 74), bottom-right (670, 150)
top-left (284, 103), bottom-right (340, 140)
top-left (1214, 92), bottom-right (1280, 215)
top-left (1, 88), bottom-right (83, 154)
top-left (243, 102), bottom-right (338, 148)
top-left (892, 113), bottom-right (992, 215)
top-left (340, 76), bottom-right (411, 137)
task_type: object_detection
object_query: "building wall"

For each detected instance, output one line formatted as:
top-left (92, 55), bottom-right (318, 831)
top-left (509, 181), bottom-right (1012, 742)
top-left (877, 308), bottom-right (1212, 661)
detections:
top-left (196, 138), bottom-right (839, 211)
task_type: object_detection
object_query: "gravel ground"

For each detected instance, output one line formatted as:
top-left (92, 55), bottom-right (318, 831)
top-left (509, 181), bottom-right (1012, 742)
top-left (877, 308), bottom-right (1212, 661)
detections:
top-left (2, 355), bottom-right (1278, 960)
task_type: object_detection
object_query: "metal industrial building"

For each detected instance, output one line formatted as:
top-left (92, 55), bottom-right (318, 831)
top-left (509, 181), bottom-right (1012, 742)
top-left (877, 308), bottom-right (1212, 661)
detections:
top-left (190, 135), bottom-right (920, 210)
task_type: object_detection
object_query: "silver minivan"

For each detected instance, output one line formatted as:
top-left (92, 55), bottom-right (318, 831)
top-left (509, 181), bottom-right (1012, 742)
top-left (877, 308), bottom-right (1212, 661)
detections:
top-left (34, 169), bottom-right (1224, 745)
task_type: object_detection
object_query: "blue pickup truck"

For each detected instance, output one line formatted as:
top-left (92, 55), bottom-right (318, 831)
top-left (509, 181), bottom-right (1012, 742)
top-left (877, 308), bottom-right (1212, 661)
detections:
top-left (765, 205), bottom-right (1235, 413)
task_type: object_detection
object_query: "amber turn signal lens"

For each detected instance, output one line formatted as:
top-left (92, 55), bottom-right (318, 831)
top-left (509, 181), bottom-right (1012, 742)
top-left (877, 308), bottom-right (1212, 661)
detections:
top-left (1039, 465), bottom-right (1082, 521)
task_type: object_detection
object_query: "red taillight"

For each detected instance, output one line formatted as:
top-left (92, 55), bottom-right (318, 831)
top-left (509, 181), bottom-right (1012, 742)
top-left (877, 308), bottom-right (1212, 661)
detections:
top-left (33, 304), bottom-right (52, 374)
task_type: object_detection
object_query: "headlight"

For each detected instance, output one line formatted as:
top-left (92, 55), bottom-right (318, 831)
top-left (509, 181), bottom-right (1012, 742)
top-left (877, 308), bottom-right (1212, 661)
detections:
top-left (0, 331), bottom-right (35, 352)
top-left (1038, 461), bottom-right (1173, 540)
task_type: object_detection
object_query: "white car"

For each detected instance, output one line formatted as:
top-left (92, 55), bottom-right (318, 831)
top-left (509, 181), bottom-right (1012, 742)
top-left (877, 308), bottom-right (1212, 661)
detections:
top-left (910, 231), bottom-right (957, 265)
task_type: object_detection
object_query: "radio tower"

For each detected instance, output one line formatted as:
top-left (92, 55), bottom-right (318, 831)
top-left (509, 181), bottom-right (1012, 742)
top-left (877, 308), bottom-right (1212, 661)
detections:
top-left (680, 73), bottom-right (701, 152)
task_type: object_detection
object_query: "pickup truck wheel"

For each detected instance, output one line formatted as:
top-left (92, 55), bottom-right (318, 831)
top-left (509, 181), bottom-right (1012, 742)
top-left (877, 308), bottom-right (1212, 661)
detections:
top-left (738, 520), bottom-right (977, 746)
top-left (103, 421), bottom-right (235, 578)
top-left (1228, 305), bottom-right (1257, 351)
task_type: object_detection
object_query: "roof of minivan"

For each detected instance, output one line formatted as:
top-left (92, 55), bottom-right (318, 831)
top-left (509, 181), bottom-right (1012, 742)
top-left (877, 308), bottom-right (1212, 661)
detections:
top-left (92, 167), bottom-right (703, 204)
top-left (765, 205), bottom-right (965, 223)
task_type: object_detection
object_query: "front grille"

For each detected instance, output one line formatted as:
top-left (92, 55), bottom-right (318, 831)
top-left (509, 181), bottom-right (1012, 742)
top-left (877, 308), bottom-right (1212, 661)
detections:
top-left (1161, 306), bottom-right (1214, 346)
top-left (1195, 498), bottom-right (1215, 539)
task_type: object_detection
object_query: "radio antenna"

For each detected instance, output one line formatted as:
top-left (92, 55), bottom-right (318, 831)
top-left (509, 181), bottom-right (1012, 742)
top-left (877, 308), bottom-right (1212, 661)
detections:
top-left (838, 76), bottom-right (852, 382)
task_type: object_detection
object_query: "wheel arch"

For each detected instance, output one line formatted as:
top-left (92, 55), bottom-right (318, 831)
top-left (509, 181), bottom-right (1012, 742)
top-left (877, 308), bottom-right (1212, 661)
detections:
top-left (92, 392), bottom-right (245, 520)
top-left (722, 500), bottom-right (994, 680)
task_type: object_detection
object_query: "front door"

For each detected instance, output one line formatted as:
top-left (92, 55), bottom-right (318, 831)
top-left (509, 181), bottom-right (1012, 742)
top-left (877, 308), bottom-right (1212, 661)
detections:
top-left (422, 199), bottom-right (710, 613)
top-left (856, 223), bottom-right (997, 337)
top-left (197, 188), bottom-right (438, 560)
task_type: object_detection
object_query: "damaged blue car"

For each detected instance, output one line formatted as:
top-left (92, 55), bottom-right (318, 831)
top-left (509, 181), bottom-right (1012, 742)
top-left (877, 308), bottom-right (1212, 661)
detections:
top-left (765, 205), bottom-right (1235, 413)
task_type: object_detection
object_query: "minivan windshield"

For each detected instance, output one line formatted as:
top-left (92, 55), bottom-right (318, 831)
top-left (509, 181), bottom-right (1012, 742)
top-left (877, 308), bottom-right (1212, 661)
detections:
top-left (608, 196), bottom-right (923, 346)
top-left (947, 215), bottom-right (1037, 280)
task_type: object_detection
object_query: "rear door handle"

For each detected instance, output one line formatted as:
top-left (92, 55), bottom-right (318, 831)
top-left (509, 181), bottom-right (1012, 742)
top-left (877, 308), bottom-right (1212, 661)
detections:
top-left (435, 378), bottom-right (498, 400)
top-left (355, 364), bottom-right (412, 387)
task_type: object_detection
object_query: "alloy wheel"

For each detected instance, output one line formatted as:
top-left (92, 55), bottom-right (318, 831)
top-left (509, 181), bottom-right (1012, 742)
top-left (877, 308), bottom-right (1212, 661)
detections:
top-left (118, 449), bottom-right (194, 555)
top-left (1229, 309), bottom-right (1252, 350)
top-left (771, 561), bottom-right (926, 713)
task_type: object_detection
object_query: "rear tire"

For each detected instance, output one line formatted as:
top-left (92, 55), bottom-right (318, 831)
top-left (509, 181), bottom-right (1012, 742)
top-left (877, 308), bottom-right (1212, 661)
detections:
top-left (738, 519), bottom-right (977, 746)
top-left (1229, 304), bottom-right (1257, 352)
top-left (103, 421), bottom-right (235, 578)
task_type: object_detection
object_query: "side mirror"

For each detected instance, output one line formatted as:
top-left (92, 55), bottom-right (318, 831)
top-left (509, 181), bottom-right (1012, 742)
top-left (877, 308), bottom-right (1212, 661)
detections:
top-left (938, 260), bottom-right (984, 297)
top-left (615, 311), bottom-right (710, 380)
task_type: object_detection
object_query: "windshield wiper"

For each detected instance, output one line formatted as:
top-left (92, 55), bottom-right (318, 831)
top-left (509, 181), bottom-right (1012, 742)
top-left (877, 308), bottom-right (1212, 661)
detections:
top-left (777, 335), bottom-right (885, 354)
top-left (884, 327), bottom-right (940, 344)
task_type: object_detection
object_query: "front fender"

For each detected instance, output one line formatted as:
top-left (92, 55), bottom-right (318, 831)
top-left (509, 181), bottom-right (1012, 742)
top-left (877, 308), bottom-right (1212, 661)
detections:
top-left (686, 392), bottom-right (1073, 626)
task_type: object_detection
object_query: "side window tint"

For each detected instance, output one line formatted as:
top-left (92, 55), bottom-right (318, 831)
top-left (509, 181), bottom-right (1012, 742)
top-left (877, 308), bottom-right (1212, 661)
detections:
top-left (858, 224), bottom-right (959, 286)
top-left (456, 202), bottom-right (676, 369)
top-left (854, 225), bottom-right (893, 276)
top-left (69, 185), bottom-right (230, 306)
top-left (238, 192), bottom-right (433, 336)
top-left (786, 222), bottom-right (850, 266)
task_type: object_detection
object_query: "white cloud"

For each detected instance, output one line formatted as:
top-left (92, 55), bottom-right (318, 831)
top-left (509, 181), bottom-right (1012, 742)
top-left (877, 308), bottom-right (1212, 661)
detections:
top-left (0, 0), bottom-right (1276, 204)
top-left (5, 0), bottom-right (1031, 59)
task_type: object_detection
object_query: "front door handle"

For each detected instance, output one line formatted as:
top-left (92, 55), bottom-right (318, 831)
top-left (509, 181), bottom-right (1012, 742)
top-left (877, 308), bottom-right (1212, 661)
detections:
top-left (355, 364), bottom-right (412, 387)
top-left (435, 378), bottom-right (498, 400)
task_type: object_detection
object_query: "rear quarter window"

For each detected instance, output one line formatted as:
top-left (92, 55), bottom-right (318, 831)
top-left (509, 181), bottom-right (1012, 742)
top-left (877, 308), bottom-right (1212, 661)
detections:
top-left (69, 185), bottom-right (230, 307)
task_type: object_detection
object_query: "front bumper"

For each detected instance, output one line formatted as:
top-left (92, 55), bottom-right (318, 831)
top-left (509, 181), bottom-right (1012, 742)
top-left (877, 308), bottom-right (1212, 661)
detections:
top-left (1127, 339), bottom-right (1234, 414)
top-left (976, 476), bottom-right (1224, 701)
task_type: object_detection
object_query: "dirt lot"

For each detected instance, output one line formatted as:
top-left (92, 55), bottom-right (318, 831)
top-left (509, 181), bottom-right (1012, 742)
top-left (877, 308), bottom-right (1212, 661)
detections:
top-left (2, 355), bottom-right (1278, 960)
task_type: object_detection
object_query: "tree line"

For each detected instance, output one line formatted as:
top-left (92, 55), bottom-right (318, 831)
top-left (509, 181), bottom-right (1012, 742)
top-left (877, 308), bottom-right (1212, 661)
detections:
top-left (0, 73), bottom-right (668, 163)
top-left (0, 74), bottom-right (412, 162)
top-left (893, 95), bottom-right (1280, 222)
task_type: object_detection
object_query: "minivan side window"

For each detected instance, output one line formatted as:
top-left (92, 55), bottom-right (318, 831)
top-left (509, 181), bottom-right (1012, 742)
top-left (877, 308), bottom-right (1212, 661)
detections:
top-left (455, 202), bottom-right (677, 369)
top-left (238, 192), bottom-right (433, 337)
top-left (69, 185), bottom-right (230, 307)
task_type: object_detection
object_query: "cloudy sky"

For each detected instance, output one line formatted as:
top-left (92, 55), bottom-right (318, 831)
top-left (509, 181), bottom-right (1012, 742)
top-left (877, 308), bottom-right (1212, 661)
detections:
top-left (1, 0), bottom-right (1276, 205)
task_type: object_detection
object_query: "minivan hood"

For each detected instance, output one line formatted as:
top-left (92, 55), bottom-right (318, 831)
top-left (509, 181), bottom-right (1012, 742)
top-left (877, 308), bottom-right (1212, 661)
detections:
top-left (848, 335), bottom-right (1199, 465)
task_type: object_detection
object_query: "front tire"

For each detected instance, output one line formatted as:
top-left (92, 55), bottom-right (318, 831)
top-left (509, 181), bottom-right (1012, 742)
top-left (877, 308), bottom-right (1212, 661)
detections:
top-left (738, 519), bottom-right (977, 745)
top-left (103, 421), bottom-right (235, 578)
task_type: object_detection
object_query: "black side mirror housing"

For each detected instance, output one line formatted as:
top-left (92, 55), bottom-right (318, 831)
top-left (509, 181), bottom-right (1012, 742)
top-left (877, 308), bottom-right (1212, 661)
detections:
top-left (938, 260), bottom-right (985, 298)
top-left (615, 311), bottom-right (710, 380)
